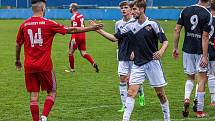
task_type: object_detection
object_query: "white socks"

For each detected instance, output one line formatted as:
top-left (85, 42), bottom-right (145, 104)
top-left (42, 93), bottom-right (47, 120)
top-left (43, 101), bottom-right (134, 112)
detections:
top-left (138, 85), bottom-right (144, 96)
top-left (194, 83), bottom-right (199, 99)
top-left (41, 116), bottom-right (47, 121)
top-left (208, 75), bottom-right (215, 102)
top-left (122, 97), bottom-right (135, 121)
top-left (184, 80), bottom-right (194, 99)
top-left (197, 92), bottom-right (205, 111)
top-left (161, 101), bottom-right (170, 121)
top-left (120, 82), bottom-right (127, 106)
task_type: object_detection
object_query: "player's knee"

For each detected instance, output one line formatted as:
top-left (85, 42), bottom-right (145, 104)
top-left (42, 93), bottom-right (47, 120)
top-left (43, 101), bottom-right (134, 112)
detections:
top-left (157, 92), bottom-right (167, 104)
top-left (187, 74), bottom-right (195, 81)
top-left (69, 50), bottom-right (74, 55)
top-left (120, 75), bottom-right (128, 82)
top-left (127, 88), bottom-right (137, 98)
top-left (69, 53), bottom-right (73, 56)
top-left (30, 92), bottom-right (39, 101)
top-left (80, 51), bottom-right (87, 57)
top-left (47, 91), bottom-right (56, 98)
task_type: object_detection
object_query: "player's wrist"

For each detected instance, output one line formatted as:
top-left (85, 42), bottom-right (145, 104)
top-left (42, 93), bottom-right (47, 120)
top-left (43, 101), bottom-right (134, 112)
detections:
top-left (15, 60), bottom-right (21, 66)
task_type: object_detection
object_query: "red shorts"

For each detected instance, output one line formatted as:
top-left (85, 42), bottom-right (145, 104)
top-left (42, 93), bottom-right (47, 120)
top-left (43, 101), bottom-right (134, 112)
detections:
top-left (69, 38), bottom-right (86, 51)
top-left (25, 70), bottom-right (57, 92)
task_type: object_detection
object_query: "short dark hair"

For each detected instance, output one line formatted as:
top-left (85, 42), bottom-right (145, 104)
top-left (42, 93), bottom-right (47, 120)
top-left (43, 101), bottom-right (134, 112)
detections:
top-left (119, 1), bottom-right (129, 8)
top-left (211, 0), bottom-right (215, 10)
top-left (31, 0), bottom-right (46, 4)
top-left (201, 0), bottom-right (210, 3)
top-left (130, 0), bottom-right (147, 12)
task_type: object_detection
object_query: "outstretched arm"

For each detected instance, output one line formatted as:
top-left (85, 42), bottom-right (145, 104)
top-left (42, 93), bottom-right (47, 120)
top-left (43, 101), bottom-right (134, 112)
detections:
top-left (96, 29), bottom-right (118, 42)
top-left (172, 24), bottom-right (182, 60)
top-left (89, 20), bottom-right (118, 42)
top-left (66, 23), bottom-right (103, 34)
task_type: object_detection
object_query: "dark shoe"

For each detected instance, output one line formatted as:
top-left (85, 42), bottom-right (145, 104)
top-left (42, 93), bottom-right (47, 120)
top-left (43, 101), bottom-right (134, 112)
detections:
top-left (93, 63), bottom-right (99, 73)
top-left (182, 98), bottom-right (190, 117)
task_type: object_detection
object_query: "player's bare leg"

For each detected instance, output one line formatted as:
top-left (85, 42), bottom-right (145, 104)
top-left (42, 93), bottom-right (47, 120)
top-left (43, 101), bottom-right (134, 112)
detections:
top-left (30, 92), bottom-right (39, 121)
top-left (122, 84), bottom-right (140, 121)
top-left (80, 50), bottom-right (99, 73)
top-left (154, 87), bottom-right (170, 121)
top-left (196, 72), bottom-right (207, 118)
top-left (126, 73), bottom-right (145, 108)
top-left (41, 91), bottom-right (56, 121)
top-left (65, 40), bottom-right (75, 72)
top-left (208, 75), bottom-right (215, 106)
top-left (183, 74), bottom-right (195, 117)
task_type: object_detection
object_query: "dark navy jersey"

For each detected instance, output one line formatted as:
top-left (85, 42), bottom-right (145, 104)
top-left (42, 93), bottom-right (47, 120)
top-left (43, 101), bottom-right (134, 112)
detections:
top-left (114, 18), bottom-right (135, 61)
top-left (209, 16), bottom-right (215, 61)
top-left (115, 18), bottom-right (168, 66)
top-left (177, 4), bottom-right (212, 54)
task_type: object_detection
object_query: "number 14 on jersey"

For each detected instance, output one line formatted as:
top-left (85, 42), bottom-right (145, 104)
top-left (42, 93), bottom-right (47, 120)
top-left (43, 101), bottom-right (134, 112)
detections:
top-left (28, 28), bottom-right (43, 47)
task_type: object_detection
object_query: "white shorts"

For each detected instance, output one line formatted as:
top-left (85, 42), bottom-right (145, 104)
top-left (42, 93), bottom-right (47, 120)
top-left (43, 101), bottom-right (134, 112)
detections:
top-left (208, 61), bottom-right (215, 75)
top-left (129, 60), bottom-right (167, 87)
top-left (183, 52), bottom-right (208, 75)
top-left (118, 61), bottom-right (133, 76)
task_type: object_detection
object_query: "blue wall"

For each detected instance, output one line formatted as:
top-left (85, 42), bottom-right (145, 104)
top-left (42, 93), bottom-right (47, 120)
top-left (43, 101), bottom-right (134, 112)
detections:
top-left (1, 0), bottom-right (197, 8)
top-left (152, 0), bottom-right (197, 6)
top-left (0, 8), bottom-right (181, 20)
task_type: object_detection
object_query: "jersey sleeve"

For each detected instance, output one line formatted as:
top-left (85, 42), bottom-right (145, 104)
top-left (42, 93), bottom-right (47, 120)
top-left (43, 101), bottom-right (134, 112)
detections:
top-left (177, 9), bottom-right (185, 26)
top-left (203, 12), bottom-right (212, 33)
top-left (115, 21), bottom-right (119, 33)
top-left (114, 30), bottom-right (124, 40)
top-left (49, 20), bottom-right (68, 35)
top-left (16, 24), bottom-right (24, 46)
top-left (152, 22), bottom-right (168, 43)
top-left (114, 23), bottom-right (131, 40)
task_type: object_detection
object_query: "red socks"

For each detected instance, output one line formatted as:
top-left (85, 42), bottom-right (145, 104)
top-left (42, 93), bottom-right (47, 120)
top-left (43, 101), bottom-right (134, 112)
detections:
top-left (83, 54), bottom-right (94, 65)
top-left (69, 55), bottom-right (74, 69)
top-left (30, 100), bottom-right (39, 121)
top-left (42, 96), bottom-right (55, 117)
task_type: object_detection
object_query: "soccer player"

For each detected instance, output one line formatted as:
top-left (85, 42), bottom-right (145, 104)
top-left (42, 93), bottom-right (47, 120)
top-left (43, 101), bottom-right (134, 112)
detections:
top-left (91, 0), bottom-right (170, 120)
top-left (208, 0), bottom-right (215, 107)
top-left (115, 1), bottom-right (145, 112)
top-left (15, 0), bottom-right (102, 121)
top-left (65, 3), bottom-right (99, 73)
top-left (90, 1), bottom-right (145, 112)
top-left (173, 0), bottom-right (212, 117)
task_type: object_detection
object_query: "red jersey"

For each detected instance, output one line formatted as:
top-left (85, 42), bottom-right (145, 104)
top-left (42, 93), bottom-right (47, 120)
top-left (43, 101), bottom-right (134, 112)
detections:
top-left (16, 17), bottom-right (68, 73)
top-left (71, 12), bottom-right (86, 40)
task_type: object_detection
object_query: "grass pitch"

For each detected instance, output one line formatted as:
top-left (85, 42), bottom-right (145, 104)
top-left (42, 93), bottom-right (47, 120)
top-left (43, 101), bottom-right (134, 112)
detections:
top-left (0, 19), bottom-right (215, 121)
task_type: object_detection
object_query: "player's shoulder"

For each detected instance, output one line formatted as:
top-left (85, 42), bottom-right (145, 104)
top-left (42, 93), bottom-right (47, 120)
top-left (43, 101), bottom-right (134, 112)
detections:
top-left (146, 18), bottom-right (160, 26)
top-left (43, 18), bottom-right (60, 26)
top-left (146, 18), bottom-right (164, 32)
top-left (121, 19), bottom-right (137, 32)
top-left (124, 18), bottom-right (136, 26)
top-left (115, 19), bottom-right (124, 27)
top-left (186, 4), bottom-right (210, 14)
top-left (76, 12), bottom-right (84, 19)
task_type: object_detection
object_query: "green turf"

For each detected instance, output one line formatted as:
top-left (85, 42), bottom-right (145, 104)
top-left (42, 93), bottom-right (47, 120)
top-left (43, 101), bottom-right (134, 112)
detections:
top-left (0, 19), bottom-right (215, 121)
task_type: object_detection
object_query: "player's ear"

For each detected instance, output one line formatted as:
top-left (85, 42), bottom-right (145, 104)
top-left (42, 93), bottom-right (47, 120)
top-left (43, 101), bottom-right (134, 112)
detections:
top-left (139, 7), bottom-right (144, 13)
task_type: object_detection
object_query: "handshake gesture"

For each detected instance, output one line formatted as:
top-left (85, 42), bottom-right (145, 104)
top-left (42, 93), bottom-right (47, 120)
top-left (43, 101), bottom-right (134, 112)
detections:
top-left (89, 20), bottom-right (103, 32)
top-left (89, 20), bottom-right (103, 31)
